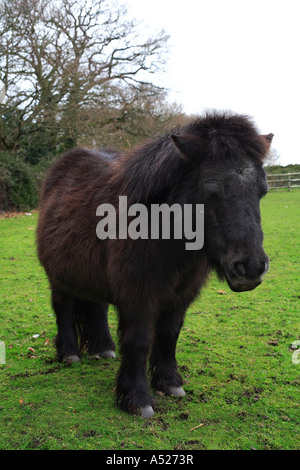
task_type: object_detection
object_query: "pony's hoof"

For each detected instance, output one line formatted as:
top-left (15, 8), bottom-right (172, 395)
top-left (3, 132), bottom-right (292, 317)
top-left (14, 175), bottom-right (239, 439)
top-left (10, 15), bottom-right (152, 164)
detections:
top-left (167, 386), bottom-right (186, 397)
top-left (140, 405), bottom-right (155, 418)
top-left (95, 350), bottom-right (116, 359)
top-left (64, 355), bottom-right (80, 363)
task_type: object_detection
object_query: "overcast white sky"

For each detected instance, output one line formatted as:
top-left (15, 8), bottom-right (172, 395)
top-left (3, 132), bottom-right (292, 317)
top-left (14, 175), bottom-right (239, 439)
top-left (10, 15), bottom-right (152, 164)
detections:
top-left (124, 0), bottom-right (300, 165)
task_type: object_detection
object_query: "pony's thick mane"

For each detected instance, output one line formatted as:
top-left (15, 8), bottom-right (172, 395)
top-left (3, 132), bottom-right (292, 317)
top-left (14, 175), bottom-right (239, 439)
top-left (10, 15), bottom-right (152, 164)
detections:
top-left (112, 111), bottom-right (266, 203)
top-left (185, 111), bottom-right (267, 161)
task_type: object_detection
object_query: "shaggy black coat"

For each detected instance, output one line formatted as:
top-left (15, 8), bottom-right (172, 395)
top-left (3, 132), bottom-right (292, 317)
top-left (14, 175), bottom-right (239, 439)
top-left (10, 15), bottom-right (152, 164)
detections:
top-left (37, 111), bottom-right (272, 415)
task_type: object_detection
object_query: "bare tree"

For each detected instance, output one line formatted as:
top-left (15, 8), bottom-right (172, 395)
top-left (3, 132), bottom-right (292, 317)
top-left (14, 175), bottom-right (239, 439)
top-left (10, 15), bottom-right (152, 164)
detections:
top-left (78, 85), bottom-right (185, 151)
top-left (0, 79), bottom-right (5, 103)
top-left (0, 0), bottom-right (170, 157)
top-left (264, 148), bottom-right (281, 167)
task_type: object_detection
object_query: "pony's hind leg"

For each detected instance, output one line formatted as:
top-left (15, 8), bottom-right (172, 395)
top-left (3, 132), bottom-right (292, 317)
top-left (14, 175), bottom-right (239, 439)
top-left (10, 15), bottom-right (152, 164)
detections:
top-left (150, 305), bottom-right (186, 397)
top-left (75, 299), bottom-right (116, 358)
top-left (51, 286), bottom-right (80, 362)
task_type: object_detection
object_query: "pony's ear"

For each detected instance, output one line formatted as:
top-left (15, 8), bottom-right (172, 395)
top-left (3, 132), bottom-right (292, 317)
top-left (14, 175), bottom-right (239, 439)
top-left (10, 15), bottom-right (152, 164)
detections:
top-left (171, 134), bottom-right (206, 162)
top-left (260, 133), bottom-right (274, 154)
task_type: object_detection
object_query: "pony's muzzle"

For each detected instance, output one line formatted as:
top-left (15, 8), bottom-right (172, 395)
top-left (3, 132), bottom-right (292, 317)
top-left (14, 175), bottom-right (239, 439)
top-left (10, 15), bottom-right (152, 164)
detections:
top-left (223, 254), bottom-right (269, 292)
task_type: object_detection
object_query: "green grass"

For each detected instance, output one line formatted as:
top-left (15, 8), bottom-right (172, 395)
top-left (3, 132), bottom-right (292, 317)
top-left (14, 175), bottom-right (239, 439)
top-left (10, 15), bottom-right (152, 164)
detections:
top-left (0, 192), bottom-right (299, 450)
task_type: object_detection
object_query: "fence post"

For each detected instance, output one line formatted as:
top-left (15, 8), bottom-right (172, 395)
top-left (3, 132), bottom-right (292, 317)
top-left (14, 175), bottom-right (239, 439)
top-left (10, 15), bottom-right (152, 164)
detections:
top-left (266, 171), bottom-right (300, 190)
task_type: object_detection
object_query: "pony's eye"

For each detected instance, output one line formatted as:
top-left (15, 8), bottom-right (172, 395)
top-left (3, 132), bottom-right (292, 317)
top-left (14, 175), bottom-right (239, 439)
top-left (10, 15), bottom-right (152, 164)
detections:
top-left (203, 181), bottom-right (223, 196)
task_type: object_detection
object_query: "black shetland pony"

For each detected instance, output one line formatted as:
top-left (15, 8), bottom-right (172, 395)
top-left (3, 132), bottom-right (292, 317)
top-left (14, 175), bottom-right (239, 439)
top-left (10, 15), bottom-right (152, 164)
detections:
top-left (37, 111), bottom-right (273, 417)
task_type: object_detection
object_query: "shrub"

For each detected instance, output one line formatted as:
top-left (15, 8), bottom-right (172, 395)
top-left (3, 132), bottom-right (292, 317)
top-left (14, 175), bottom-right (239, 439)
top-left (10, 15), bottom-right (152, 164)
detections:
top-left (0, 152), bottom-right (46, 211)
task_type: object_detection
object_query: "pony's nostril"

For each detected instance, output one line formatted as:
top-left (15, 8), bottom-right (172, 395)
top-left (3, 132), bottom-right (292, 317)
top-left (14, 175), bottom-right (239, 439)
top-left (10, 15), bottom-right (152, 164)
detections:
top-left (234, 262), bottom-right (246, 277)
top-left (246, 260), bottom-right (268, 279)
top-left (257, 261), bottom-right (267, 277)
top-left (231, 258), bottom-right (267, 279)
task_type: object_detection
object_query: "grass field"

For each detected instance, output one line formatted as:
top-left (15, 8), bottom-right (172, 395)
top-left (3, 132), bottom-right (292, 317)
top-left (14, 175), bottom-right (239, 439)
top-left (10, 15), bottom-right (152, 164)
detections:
top-left (0, 192), bottom-right (299, 450)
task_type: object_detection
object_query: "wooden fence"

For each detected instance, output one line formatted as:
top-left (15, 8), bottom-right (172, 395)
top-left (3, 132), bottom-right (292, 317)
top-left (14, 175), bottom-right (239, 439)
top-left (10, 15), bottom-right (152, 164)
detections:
top-left (267, 172), bottom-right (300, 191)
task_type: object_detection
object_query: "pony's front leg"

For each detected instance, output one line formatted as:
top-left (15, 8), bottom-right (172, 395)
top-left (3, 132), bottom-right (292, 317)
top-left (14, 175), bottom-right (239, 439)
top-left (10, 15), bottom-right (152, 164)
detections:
top-left (150, 306), bottom-right (186, 397)
top-left (116, 305), bottom-right (156, 418)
